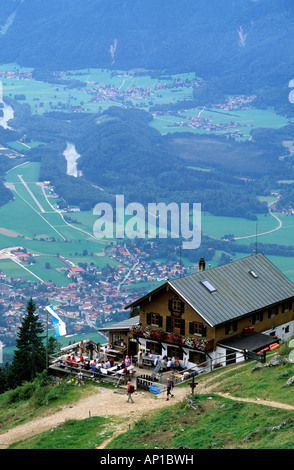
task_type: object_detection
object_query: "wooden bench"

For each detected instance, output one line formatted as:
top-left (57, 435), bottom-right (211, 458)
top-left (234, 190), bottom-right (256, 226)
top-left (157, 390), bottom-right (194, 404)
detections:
top-left (143, 362), bottom-right (153, 367)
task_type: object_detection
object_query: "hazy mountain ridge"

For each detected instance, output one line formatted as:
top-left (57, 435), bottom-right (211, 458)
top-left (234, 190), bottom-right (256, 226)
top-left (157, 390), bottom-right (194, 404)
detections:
top-left (0, 0), bottom-right (293, 93)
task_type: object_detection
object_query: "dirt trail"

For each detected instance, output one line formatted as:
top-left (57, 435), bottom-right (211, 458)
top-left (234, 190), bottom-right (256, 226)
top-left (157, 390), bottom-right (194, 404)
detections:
top-left (195, 367), bottom-right (294, 410)
top-left (0, 385), bottom-right (188, 449)
top-left (1, 364), bottom-right (293, 449)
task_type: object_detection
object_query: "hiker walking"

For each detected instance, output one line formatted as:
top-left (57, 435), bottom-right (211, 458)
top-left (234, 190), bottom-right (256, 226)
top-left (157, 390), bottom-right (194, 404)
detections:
top-left (126, 381), bottom-right (135, 403)
top-left (166, 378), bottom-right (174, 401)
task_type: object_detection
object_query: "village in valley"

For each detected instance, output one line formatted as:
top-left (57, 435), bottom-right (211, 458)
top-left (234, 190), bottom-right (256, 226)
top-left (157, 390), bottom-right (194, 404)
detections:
top-left (0, 66), bottom-right (291, 356)
top-left (0, 240), bottom-right (198, 350)
top-left (0, 64), bottom-right (259, 139)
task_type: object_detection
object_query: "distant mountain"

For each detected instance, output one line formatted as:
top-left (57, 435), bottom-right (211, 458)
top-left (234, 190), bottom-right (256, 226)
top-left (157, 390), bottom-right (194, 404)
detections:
top-left (0, 0), bottom-right (293, 93)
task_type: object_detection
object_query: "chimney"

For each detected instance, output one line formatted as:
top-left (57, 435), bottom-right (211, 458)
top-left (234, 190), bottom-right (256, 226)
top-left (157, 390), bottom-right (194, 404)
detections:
top-left (198, 258), bottom-right (205, 272)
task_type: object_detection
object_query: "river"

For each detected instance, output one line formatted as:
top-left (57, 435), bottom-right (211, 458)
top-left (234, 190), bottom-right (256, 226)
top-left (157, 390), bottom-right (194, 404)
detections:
top-left (63, 142), bottom-right (82, 177)
top-left (0, 102), bottom-right (14, 130)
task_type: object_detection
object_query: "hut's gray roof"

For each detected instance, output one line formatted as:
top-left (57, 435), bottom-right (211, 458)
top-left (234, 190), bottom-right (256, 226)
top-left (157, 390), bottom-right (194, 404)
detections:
top-left (126, 254), bottom-right (294, 328)
top-left (97, 315), bottom-right (139, 332)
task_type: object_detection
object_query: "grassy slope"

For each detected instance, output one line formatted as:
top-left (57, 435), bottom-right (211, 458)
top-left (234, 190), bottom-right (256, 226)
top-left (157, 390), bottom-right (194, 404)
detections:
top-left (2, 344), bottom-right (294, 449)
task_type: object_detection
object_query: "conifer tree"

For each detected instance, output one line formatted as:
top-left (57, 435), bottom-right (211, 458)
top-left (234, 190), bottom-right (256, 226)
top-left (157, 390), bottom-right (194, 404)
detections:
top-left (8, 298), bottom-right (46, 388)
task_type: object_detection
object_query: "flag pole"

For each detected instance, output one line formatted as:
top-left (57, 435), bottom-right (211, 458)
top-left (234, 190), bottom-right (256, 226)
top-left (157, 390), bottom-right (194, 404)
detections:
top-left (46, 298), bottom-right (49, 369)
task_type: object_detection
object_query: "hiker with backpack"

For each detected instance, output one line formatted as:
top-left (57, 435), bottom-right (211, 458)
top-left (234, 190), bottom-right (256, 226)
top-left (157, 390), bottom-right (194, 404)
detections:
top-left (126, 381), bottom-right (135, 403)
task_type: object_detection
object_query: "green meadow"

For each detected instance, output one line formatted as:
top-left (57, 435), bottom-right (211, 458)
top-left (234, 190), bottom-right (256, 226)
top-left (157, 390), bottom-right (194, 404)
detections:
top-left (0, 64), bottom-right (294, 284)
top-left (3, 63), bottom-right (290, 140)
top-left (0, 160), bottom-right (294, 284)
top-left (150, 106), bottom-right (293, 137)
top-left (0, 162), bottom-right (116, 284)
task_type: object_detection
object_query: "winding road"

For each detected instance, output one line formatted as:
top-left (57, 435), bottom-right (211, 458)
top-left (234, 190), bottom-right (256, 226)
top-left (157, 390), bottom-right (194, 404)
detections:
top-left (234, 199), bottom-right (282, 241)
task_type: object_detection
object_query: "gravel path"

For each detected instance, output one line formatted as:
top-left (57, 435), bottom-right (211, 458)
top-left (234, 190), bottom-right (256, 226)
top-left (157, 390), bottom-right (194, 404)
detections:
top-left (0, 385), bottom-right (189, 449)
top-left (1, 364), bottom-right (293, 449)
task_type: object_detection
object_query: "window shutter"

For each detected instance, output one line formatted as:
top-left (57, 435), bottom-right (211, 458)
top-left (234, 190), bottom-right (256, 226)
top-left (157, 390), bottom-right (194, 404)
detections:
top-left (146, 312), bottom-right (151, 325)
top-left (180, 319), bottom-right (185, 336)
top-left (168, 299), bottom-right (173, 312)
top-left (180, 301), bottom-right (185, 313)
top-left (202, 325), bottom-right (207, 337)
top-left (189, 322), bottom-right (194, 334)
top-left (158, 315), bottom-right (163, 327)
top-left (166, 316), bottom-right (171, 333)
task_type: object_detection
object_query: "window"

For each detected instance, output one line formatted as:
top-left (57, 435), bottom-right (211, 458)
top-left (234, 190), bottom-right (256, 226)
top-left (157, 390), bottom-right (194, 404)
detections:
top-left (252, 312), bottom-right (263, 324)
top-left (146, 341), bottom-right (162, 355)
top-left (172, 299), bottom-right (184, 312)
top-left (112, 334), bottom-right (124, 347)
top-left (268, 306), bottom-right (278, 319)
top-left (166, 316), bottom-right (185, 335)
top-left (189, 350), bottom-right (205, 365)
top-left (151, 313), bottom-right (159, 326)
top-left (146, 312), bottom-right (162, 327)
top-left (249, 270), bottom-right (258, 278)
top-left (225, 321), bottom-right (237, 335)
top-left (168, 298), bottom-right (184, 313)
top-left (201, 279), bottom-right (217, 293)
top-left (172, 317), bottom-right (182, 334)
top-left (146, 312), bottom-right (162, 326)
top-left (167, 346), bottom-right (183, 360)
top-left (189, 321), bottom-right (206, 337)
top-left (282, 300), bottom-right (292, 313)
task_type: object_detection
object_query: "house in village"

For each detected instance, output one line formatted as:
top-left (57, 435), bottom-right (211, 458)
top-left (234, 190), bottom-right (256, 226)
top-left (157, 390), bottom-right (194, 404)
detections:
top-left (100, 253), bottom-right (294, 369)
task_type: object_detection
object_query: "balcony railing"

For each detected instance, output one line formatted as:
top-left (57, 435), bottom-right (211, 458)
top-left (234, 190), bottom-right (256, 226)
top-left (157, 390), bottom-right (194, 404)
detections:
top-left (130, 324), bottom-right (214, 352)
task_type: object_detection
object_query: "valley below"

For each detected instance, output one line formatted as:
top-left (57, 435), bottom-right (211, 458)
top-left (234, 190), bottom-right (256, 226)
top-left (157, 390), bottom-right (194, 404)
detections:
top-left (0, 62), bottom-right (294, 359)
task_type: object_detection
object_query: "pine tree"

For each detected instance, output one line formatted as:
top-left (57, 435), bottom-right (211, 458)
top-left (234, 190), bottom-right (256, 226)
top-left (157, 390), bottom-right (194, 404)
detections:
top-left (8, 298), bottom-right (46, 388)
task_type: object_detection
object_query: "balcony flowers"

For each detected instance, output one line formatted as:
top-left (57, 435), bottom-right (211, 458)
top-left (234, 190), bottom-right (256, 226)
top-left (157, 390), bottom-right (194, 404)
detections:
top-left (151, 329), bottom-right (166, 341)
top-left (130, 324), bottom-right (206, 351)
top-left (130, 324), bottom-right (151, 338)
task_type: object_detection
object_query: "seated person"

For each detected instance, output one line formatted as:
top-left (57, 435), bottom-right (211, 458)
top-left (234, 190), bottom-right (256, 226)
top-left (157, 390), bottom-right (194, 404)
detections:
top-left (181, 371), bottom-right (190, 381)
top-left (70, 356), bottom-right (78, 368)
top-left (79, 354), bottom-right (85, 365)
top-left (122, 366), bottom-right (130, 383)
top-left (109, 358), bottom-right (114, 367)
top-left (90, 360), bottom-right (98, 371)
top-left (90, 361), bottom-right (99, 377)
top-left (161, 358), bottom-right (167, 371)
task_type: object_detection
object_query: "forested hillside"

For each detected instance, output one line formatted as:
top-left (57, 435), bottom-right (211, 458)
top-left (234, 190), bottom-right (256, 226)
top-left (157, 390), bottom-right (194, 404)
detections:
top-left (0, 0), bottom-right (293, 96)
top-left (1, 1), bottom-right (294, 217)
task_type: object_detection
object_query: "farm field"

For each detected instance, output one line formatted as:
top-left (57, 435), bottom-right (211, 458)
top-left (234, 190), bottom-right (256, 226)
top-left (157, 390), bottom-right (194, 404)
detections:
top-left (150, 107), bottom-right (293, 137)
top-left (0, 159), bottom-right (293, 284)
top-left (202, 212), bottom-right (278, 240)
top-left (0, 162), bottom-right (116, 284)
top-left (1, 63), bottom-right (292, 140)
top-left (0, 64), bottom-right (294, 284)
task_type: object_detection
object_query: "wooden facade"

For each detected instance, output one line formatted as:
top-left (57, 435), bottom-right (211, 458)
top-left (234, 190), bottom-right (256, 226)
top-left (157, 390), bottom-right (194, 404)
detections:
top-left (124, 254), bottom-right (294, 367)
